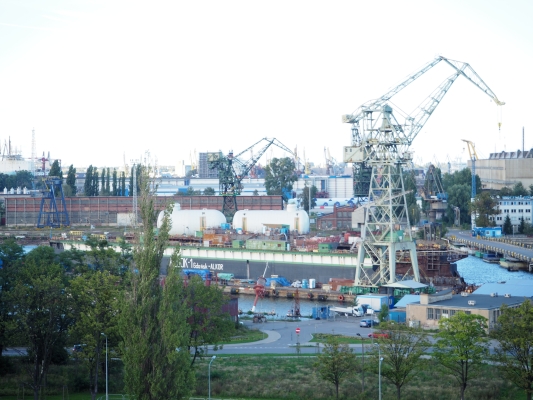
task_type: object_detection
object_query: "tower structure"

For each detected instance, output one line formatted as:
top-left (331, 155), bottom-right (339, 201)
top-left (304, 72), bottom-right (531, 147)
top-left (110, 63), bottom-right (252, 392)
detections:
top-left (343, 56), bottom-right (504, 285)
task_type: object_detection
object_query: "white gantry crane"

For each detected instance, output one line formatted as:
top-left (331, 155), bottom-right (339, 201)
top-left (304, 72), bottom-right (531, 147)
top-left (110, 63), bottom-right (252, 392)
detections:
top-left (342, 56), bottom-right (504, 286)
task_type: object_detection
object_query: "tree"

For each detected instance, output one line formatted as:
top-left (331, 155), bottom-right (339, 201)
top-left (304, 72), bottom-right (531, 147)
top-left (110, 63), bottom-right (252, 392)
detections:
top-left (101, 168), bottom-right (106, 195)
top-left (66, 165), bottom-right (77, 196)
top-left (491, 300), bottom-right (533, 400)
top-left (92, 169), bottom-right (99, 196)
top-left (470, 191), bottom-right (498, 227)
top-left (0, 239), bottom-right (25, 362)
top-left (433, 312), bottom-right (490, 400)
top-left (500, 186), bottom-right (513, 196)
top-left (264, 157), bottom-right (297, 196)
top-left (253, 189), bottom-right (259, 196)
top-left (85, 166), bottom-right (94, 196)
top-left (105, 167), bottom-right (111, 195)
top-left (445, 184), bottom-right (471, 226)
top-left (203, 187), bottom-right (215, 195)
top-left (299, 184), bottom-right (317, 212)
top-left (112, 169), bottom-right (118, 196)
top-left (314, 335), bottom-right (357, 400)
top-left (184, 275), bottom-right (235, 366)
top-left (512, 182), bottom-right (529, 197)
top-left (119, 166), bottom-right (193, 400)
top-left (70, 271), bottom-right (122, 400)
top-left (49, 160), bottom-right (62, 180)
top-left (377, 304), bottom-right (389, 323)
top-left (121, 171), bottom-right (126, 196)
top-left (82, 237), bottom-right (123, 274)
top-left (186, 186), bottom-right (199, 196)
top-left (519, 217), bottom-right (526, 234)
top-left (11, 246), bottom-right (73, 400)
top-left (529, 184), bottom-right (533, 197)
top-left (503, 214), bottom-right (512, 235)
top-left (369, 323), bottom-right (430, 400)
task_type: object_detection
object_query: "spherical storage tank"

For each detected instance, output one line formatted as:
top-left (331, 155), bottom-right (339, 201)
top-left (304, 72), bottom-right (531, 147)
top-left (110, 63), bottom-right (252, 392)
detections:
top-left (156, 203), bottom-right (227, 236)
top-left (233, 200), bottom-right (310, 234)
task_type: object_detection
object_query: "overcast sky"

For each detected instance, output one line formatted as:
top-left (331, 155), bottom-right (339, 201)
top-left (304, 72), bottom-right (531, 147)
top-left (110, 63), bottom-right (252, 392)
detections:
top-left (0, 0), bottom-right (531, 171)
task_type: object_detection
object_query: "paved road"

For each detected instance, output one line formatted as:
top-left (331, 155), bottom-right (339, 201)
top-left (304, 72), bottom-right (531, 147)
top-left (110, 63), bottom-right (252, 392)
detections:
top-left (212, 317), bottom-right (395, 355)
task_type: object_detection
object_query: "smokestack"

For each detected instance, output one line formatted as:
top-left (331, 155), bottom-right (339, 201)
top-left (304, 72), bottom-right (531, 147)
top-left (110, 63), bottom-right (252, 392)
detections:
top-left (523, 127), bottom-right (525, 154)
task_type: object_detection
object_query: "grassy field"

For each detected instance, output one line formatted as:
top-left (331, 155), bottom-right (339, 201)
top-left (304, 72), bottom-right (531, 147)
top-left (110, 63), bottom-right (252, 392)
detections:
top-left (0, 354), bottom-right (527, 400)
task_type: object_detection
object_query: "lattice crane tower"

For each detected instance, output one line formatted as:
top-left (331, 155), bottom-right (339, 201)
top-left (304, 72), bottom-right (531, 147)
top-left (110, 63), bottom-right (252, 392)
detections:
top-left (343, 56), bottom-right (504, 285)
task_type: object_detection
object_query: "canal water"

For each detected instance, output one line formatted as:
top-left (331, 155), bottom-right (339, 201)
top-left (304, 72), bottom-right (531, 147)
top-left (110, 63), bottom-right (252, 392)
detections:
top-left (456, 255), bottom-right (533, 285)
top-left (237, 256), bottom-right (533, 317)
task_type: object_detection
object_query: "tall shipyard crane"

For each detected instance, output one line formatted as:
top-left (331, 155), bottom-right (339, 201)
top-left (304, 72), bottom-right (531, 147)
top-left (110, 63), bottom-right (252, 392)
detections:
top-left (208, 138), bottom-right (297, 220)
top-left (342, 56), bottom-right (504, 286)
top-left (462, 139), bottom-right (479, 230)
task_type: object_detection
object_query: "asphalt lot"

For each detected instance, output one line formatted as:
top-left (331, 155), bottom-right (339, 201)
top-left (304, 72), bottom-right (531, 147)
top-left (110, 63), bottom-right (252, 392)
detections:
top-left (214, 316), bottom-right (381, 355)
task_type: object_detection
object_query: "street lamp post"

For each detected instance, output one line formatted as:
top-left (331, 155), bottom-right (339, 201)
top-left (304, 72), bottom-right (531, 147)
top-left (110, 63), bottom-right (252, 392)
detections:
top-left (101, 333), bottom-right (108, 400)
top-left (208, 355), bottom-right (216, 400)
top-left (374, 343), bottom-right (383, 400)
top-left (356, 333), bottom-right (365, 393)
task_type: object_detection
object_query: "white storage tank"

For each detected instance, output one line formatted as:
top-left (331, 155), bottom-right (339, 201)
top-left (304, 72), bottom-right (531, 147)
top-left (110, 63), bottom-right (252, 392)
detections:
top-left (157, 203), bottom-right (227, 236)
top-left (232, 200), bottom-right (310, 234)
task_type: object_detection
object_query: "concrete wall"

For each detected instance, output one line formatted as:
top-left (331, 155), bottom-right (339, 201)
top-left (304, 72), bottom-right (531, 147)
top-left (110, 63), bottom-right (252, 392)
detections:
top-left (474, 158), bottom-right (533, 191)
top-left (3, 195), bottom-right (284, 227)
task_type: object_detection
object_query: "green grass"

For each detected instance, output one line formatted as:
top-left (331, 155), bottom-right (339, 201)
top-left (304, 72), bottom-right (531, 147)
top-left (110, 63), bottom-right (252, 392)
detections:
top-left (1, 354), bottom-right (528, 400)
top-left (222, 326), bottom-right (267, 344)
top-left (309, 333), bottom-right (364, 344)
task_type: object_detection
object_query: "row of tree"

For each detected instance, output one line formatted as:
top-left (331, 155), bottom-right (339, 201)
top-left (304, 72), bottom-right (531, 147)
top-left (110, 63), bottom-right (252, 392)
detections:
top-left (317, 302), bottom-right (533, 400)
top-left (0, 168), bottom-right (235, 400)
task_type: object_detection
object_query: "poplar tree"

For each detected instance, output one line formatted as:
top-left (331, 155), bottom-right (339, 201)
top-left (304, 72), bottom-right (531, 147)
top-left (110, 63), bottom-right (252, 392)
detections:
top-left (119, 166), bottom-right (193, 400)
top-left (93, 170), bottom-right (99, 197)
top-left (49, 160), bottom-right (62, 180)
top-left (101, 169), bottom-right (106, 195)
top-left (112, 169), bottom-right (117, 196)
top-left (121, 172), bottom-right (126, 196)
top-left (66, 165), bottom-right (77, 195)
top-left (84, 166), bottom-right (93, 196)
top-left (106, 167), bottom-right (111, 195)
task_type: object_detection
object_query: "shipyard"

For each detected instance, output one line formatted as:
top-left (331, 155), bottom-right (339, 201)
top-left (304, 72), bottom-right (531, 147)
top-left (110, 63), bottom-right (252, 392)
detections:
top-left (3, 2), bottom-right (533, 399)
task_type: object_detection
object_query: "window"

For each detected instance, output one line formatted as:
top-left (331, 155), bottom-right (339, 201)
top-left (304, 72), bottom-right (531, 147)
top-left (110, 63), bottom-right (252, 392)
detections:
top-left (435, 309), bottom-right (441, 319)
top-left (427, 308), bottom-right (434, 320)
top-left (449, 309), bottom-right (456, 317)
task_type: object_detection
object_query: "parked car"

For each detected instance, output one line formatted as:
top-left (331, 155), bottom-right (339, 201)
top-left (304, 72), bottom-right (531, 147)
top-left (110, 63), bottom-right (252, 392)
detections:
top-left (368, 332), bottom-right (389, 339)
top-left (72, 344), bottom-right (86, 353)
top-left (359, 319), bottom-right (379, 328)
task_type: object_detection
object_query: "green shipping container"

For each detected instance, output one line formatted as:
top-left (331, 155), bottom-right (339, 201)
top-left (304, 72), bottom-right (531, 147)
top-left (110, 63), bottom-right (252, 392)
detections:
top-left (232, 240), bottom-right (244, 248)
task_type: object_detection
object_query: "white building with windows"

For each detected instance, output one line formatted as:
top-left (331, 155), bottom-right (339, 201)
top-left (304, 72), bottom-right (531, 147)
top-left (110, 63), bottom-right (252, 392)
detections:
top-left (490, 196), bottom-right (533, 227)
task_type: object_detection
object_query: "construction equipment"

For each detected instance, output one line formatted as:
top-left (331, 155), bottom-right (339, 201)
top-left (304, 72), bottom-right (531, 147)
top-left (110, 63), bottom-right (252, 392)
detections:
top-left (37, 176), bottom-right (70, 228)
top-left (420, 164), bottom-right (447, 223)
top-left (208, 138), bottom-right (296, 219)
top-left (342, 56), bottom-right (504, 286)
top-left (462, 139), bottom-right (479, 230)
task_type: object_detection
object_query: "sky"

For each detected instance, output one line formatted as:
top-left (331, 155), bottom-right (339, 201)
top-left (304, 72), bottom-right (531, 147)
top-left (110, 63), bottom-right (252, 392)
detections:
top-left (0, 0), bottom-right (531, 171)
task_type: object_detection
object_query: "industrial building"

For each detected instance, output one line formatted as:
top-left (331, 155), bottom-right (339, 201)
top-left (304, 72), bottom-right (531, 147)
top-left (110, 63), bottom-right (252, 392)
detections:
top-left (406, 289), bottom-right (528, 332)
top-left (473, 149), bottom-right (533, 191)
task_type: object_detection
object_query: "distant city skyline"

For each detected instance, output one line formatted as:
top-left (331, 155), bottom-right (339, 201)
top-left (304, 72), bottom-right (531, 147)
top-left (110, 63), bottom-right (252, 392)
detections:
top-left (0, 1), bottom-right (531, 169)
